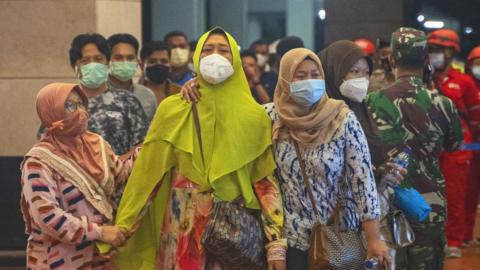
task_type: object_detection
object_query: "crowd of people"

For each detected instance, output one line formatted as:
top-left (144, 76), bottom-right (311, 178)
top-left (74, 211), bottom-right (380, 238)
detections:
top-left (18, 24), bottom-right (480, 270)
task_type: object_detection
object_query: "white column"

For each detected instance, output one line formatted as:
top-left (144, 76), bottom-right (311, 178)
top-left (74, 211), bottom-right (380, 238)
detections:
top-left (286, 0), bottom-right (315, 49)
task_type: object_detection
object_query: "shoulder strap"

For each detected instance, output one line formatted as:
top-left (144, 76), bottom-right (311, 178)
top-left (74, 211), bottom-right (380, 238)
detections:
top-left (293, 141), bottom-right (321, 222)
top-left (192, 104), bottom-right (205, 166)
top-left (293, 141), bottom-right (342, 229)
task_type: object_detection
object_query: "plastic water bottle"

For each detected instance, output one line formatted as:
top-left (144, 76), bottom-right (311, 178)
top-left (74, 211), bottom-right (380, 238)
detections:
top-left (392, 147), bottom-right (411, 171)
top-left (383, 147), bottom-right (411, 186)
top-left (364, 257), bottom-right (379, 269)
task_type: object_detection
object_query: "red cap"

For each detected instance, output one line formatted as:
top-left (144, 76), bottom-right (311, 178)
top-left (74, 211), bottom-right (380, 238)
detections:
top-left (354, 38), bottom-right (376, 56)
top-left (427, 29), bottom-right (460, 52)
top-left (467, 46), bottom-right (480, 63)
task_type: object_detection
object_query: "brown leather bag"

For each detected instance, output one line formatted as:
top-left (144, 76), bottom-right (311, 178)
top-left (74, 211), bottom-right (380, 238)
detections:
top-left (293, 141), bottom-right (366, 270)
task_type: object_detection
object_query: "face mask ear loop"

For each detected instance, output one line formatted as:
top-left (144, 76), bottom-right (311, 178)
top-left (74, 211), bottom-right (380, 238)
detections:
top-left (280, 77), bottom-right (294, 96)
top-left (75, 66), bottom-right (81, 80)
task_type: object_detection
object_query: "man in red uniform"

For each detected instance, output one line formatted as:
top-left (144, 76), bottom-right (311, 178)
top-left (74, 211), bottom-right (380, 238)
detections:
top-left (464, 46), bottom-right (480, 245)
top-left (428, 29), bottom-right (480, 258)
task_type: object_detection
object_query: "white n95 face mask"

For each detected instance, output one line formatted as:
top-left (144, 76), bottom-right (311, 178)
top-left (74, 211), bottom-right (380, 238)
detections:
top-left (256, 53), bottom-right (269, 68)
top-left (199, 54), bottom-right (234, 85)
top-left (170, 48), bottom-right (190, 67)
top-left (472, 66), bottom-right (480, 80)
top-left (429, 53), bottom-right (446, 70)
top-left (339, 77), bottom-right (369, 103)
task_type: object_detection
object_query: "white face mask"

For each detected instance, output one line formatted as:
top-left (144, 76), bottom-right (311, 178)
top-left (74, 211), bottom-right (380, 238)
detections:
top-left (429, 53), bottom-right (445, 70)
top-left (199, 53), bottom-right (234, 85)
top-left (256, 53), bottom-right (269, 68)
top-left (472, 66), bottom-right (480, 80)
top-left (170, 48), bottom-right (190, 67)
top-left (339, 77), bottom-right (369, 103)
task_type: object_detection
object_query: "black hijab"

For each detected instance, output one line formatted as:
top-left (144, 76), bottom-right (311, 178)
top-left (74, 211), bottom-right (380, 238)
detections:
top-left (318, 40), bottom-right (386, 169)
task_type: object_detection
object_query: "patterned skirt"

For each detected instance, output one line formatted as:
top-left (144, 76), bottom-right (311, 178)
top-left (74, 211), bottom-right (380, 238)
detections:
top-left (156, 170), bottom-right (218, 270)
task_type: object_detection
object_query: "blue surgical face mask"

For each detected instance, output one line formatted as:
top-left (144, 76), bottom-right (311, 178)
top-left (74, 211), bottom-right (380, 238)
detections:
top-left (289, 79), bottom-right (326, 107)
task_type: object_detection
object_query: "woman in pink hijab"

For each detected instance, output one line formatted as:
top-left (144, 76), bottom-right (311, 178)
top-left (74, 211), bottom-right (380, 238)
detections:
top-left (20, 83), bottom-right (134, 269)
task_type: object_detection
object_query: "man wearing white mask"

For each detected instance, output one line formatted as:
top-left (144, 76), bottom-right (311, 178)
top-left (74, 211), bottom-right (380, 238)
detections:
top-left (428, 29), bottom-right (480, 258)
top-left (250, 39), bottom-right (270, 70)
top-left (107, 33), bottom-right (157, 121)
top-left (164, 31), bottom-right (194, 86)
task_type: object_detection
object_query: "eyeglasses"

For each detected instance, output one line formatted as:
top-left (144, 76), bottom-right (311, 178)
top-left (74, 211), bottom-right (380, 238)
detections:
top-left (65, 100), bottom-right (86, 113)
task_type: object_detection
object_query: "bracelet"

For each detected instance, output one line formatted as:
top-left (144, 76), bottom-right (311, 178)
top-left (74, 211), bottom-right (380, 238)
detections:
top-left (267, 244), bottom-right (287, 262)
top-left (253, 81), bottom-right (262, 86)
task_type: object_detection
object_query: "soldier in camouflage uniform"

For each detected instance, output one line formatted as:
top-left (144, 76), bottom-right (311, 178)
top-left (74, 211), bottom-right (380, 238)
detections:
top-left (366, 27), bottom-right (463, 270)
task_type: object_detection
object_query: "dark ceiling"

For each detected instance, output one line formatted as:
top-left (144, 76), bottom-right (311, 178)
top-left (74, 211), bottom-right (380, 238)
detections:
top-left (404, 0), bottom-right (480, 58)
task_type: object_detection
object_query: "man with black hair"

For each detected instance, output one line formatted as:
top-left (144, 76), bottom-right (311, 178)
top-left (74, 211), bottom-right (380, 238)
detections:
top-left (68, 33), bottom-right (148, 155)
top-left (276, 36), bottom-right (304, 59)
top-left (107, 33), bottom-right (157, 121)
top-left (250, 39), bottom-right (279, 99)
top-left (240, 50), bottom-right (271, 104)
top-left (367, 27), bottom-right (463, 270)
top-left (164, 31), bottom-right (193, 86)
top-left (249, 39), bottom-right (270, 70)
top-left (139, 41), bottom-right (179, 104)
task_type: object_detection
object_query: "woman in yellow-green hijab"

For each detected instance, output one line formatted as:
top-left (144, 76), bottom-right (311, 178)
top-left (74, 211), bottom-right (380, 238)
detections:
top-left (107, 28), bottom-right (287, 270)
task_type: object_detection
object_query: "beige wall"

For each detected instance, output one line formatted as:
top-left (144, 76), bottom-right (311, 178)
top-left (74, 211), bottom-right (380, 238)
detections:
top-left (96, 0), bottom-right (142, 44)
top-left (0, 0), bottom-right (142, 156)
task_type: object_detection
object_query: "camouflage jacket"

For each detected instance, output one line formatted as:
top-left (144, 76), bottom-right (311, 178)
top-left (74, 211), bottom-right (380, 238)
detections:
top-left (366, 76), bottom-right (463, 224)
top-left (88, 88), bottom-right (148, 155)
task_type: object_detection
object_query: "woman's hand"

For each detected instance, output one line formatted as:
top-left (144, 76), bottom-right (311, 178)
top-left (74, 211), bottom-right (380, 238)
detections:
top-left (180, 77), bottom-right (200, 103)
top-left (363, 220), bottom-right (390, 266)
top-left (99, 225), bottom-right (127, 247)
top-left (366, 238), bottom-right (391, 266)
top-left (268, 260), bottom-right (286, 270)
top-left (382, 162), bottom-right (407, 186)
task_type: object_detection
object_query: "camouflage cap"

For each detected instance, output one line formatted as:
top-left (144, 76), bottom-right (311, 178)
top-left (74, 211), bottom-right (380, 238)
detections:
top-left (390, 27), bottom-right (427, 64)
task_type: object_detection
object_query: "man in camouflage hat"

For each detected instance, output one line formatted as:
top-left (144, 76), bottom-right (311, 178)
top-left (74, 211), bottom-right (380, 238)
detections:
top-left (366, 27), bottom-right (463, 270)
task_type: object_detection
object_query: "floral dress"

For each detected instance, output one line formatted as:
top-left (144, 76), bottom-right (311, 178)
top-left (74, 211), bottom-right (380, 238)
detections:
top-left (138, 168), bottom-right (285, 270)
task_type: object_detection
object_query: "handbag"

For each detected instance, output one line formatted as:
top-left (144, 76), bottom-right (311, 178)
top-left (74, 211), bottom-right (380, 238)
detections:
top-left (389, 209), bottom-right (415, 248)
top-left (293, 141), bottom-right (366, 270)
top-left (191, 104), bottom-right (267, 270)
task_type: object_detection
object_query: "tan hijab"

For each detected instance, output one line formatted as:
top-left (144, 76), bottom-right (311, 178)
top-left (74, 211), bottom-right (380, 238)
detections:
top-left (273, 48), bottom-right (350, 148)
top-left (34, 83), bottom-right (105, 182)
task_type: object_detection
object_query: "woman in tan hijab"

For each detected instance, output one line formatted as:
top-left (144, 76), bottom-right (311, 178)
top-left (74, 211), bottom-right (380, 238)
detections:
top-left (20, 83), bottom-right (135, 269)
top-left (264, 48), bottom-right (389, 269)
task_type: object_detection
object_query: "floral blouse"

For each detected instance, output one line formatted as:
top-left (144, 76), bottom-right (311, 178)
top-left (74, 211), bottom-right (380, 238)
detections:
top-left (264, 103), bottom-right (380, 251)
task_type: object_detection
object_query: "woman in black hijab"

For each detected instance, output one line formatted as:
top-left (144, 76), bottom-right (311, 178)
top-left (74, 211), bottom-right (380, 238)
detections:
top-left (319, 40), bottom-right (386, 171)
top-left (319, 40), bottom-right (407, 268)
